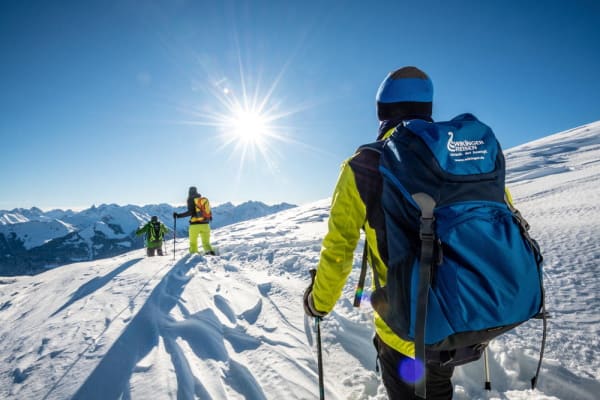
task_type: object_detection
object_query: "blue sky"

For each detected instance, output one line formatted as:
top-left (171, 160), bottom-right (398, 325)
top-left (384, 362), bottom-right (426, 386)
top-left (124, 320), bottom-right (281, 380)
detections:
top-left (1, 0), bottom-right (599, 210)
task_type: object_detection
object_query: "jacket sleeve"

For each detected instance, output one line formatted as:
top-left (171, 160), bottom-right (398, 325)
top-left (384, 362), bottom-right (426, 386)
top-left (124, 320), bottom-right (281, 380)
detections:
top-left (504, 187), bottom-right (514, 205)
top-left (135, 224), bottom-right (148, 236)
top-left (177, 198), bottom-right (195, 218)
top-left (312, 159), bottom-right (366, 313)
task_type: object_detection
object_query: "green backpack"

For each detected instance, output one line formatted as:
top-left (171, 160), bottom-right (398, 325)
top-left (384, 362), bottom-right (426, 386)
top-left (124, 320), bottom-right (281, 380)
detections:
top-left (148, 221), bottom-right (164, 242)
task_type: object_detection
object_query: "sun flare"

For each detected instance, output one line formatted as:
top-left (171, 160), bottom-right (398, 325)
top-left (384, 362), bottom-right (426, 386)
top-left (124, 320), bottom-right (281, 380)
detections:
top-left (228, 108), bottom-right (270, 145)
top-left (191, 75), bottom-right (297, 174)
top-left (178, 56), bottom-right (317, 176)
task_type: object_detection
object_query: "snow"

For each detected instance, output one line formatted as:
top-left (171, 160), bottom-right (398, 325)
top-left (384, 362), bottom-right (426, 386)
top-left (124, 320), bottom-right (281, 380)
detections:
top-left (0, 213), bottom-right (30, 225)
top-left (1, 121), bottom-right (599, 399)
top-left (0, 208), bottom-right (48, 225)
top-left (0, 219), bottom-right (76, 250)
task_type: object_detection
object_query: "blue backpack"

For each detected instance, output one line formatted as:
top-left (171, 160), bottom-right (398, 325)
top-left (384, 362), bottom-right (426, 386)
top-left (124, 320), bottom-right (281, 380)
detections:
top-left (363, 114), bottom-right (545, 397)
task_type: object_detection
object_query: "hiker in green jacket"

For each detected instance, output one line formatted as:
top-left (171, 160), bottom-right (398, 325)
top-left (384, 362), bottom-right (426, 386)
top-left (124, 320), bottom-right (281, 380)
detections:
top-left (136, 216), bottom-right (169, 256)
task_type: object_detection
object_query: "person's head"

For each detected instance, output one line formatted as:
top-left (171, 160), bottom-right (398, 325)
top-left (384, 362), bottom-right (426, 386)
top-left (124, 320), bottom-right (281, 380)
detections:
top-left (188, 186), bottom-right (198, 197)
top-left (376, 66), bottom-right (433, 122)
top-left (151, 216), bottom-right (158, 223)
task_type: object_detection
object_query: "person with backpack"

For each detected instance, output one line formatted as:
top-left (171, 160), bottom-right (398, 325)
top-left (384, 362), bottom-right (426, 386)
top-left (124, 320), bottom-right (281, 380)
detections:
top-left (173, 186), bottom-right (216, 255)
top-left (303, 66), bottom-right (544, 399)
top-left (136, 215), bottom-right (169, 256)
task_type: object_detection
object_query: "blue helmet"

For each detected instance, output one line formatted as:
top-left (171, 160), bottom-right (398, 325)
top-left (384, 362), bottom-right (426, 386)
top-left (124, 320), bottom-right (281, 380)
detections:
top-left (376, 66), bottom-right (433, 121)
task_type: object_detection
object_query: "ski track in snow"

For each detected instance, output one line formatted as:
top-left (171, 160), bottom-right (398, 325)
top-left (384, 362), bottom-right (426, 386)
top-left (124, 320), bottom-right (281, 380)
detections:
top-left (1, 121), bottom-right (600, 399)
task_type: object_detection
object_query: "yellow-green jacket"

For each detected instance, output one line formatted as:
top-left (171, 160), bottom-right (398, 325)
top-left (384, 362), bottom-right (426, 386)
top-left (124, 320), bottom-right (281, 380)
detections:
top-left (312, 127), bottom-right (416, 357)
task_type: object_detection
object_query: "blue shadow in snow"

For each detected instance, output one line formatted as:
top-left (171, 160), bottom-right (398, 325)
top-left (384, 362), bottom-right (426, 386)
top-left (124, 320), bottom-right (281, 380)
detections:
top-left (51, 258), bottom-right (143, 317)
top-left (72, 258), bottom-right (195, 400)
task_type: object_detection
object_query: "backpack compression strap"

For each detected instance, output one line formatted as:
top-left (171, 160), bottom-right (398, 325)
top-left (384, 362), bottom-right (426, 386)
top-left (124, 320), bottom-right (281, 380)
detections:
top-left (354, 239), bottom-right (384, 308)
top-left (353, 242), bottom-right (369, 307)
top-left (504, 194), bottom-right (547, 389)
top-left (412, 192), bottom-right (437, 400)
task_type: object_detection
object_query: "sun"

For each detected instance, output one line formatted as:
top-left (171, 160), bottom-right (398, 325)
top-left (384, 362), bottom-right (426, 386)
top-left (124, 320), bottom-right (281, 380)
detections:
top-left (194, 76), bottom-right (297, 174)
top-left (177, 57), bottom-right (316, 174)
top-left (228, 107), bottom-right (270, 145)
top-left (213, 91), bottom-right (284, 170)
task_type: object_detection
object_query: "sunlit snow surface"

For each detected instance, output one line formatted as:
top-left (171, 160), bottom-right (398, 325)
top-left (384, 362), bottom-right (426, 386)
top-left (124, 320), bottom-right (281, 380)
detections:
top-left (1, 121), bottom-right (599, 399)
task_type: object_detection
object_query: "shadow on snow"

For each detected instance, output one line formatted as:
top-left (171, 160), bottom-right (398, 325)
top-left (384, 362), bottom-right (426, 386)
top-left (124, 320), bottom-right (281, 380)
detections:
top-left (73, 255), bottom-right (268, 400)
top-left (51, 258), bottom-right (143, 317)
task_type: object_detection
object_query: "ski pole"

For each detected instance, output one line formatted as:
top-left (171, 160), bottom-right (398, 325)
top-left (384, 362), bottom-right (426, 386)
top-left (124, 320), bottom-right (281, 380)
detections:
top-left (484, 347), bottom-right (491, 391)
top-left (315, 316), bottom-right (325, 400)
top-left (308, 268), bottom-right (325, 400)
top-left (173, 216), bottom-right (177, 262)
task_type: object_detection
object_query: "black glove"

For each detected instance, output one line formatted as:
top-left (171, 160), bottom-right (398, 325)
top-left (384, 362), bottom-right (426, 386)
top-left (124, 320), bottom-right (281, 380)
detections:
top-left (303, 269), bottom-right (327, 318)
top-left (173, 212), bottom-right (178, 219)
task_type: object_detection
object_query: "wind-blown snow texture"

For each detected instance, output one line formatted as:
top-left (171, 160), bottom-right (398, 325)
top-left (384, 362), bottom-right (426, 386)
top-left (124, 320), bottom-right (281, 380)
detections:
top-left (1, 121), bottom-right (599, 399)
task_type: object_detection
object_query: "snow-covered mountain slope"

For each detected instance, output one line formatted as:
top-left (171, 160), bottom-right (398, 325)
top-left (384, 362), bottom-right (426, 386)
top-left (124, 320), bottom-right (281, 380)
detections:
top-left (0, 121), bottom-right (599, 399)
top-left (497, 120), bottom-right (600, 396)
top-left (0, 219), bottom-right (76, 250)
top-left (0, 201), bottom-right (295, 275)
top-left (0, 204), bottom-right (336, 400)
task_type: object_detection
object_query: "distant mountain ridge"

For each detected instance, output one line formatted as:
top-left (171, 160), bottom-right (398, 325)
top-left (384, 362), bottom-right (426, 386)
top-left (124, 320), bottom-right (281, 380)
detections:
top-left (0, 201), bottom-right (296, 276)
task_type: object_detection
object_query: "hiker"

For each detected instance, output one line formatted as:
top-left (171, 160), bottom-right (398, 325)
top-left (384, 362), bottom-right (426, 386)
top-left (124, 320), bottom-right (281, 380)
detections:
top-left (136, 216), bottom-right (168, 256)
top-left (303, 66), bottom-right (544, 400)
top-left (303, 67), bottom-right (457, 399)
top-left (173, 186), bottom-right (216, 255)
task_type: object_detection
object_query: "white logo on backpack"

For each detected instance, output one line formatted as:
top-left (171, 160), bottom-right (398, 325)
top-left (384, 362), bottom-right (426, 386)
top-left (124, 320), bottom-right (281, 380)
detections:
top-left (447, 131), bottom-right (488, 162)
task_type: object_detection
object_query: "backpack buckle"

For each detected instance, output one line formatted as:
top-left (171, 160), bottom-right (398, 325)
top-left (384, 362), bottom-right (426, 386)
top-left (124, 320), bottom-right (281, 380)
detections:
top-left (419, 216), bottom-right (435, 241)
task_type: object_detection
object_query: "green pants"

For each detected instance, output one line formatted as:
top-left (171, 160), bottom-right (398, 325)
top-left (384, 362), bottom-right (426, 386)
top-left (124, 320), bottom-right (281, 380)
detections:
top-left (189, 224), bottom-right (213, 253)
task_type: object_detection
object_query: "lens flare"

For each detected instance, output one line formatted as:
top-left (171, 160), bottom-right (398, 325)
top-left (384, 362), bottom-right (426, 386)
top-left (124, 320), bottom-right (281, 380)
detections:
top-left (398, 357), bottom-right (425, 384)
top-left (361, 291), bottom-right (371, 303)
top-left (355, 288), bottom-right (371, 303)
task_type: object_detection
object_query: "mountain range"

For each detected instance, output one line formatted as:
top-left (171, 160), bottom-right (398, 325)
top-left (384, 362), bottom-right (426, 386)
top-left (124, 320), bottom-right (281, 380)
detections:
top-left (0, 201), bottom-right (296, 276)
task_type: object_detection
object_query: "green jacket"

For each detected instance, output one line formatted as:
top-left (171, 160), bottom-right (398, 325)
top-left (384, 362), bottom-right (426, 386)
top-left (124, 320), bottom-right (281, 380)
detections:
top-left (136, 221), bottom-right (169, 249)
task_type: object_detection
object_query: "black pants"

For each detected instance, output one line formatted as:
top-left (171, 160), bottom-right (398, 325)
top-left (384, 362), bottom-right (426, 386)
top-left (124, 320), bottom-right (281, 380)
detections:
top-left (374, 335), bottom-right (454, 400)
top-left (147, 246), bottom-right (163, 257)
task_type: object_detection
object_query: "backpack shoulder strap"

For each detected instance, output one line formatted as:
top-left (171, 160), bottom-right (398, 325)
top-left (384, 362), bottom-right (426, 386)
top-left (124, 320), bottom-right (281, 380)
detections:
top-left (411, 192), bottom-right (437, 400)
top-left (356, 139), bottom-right (385, 155)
